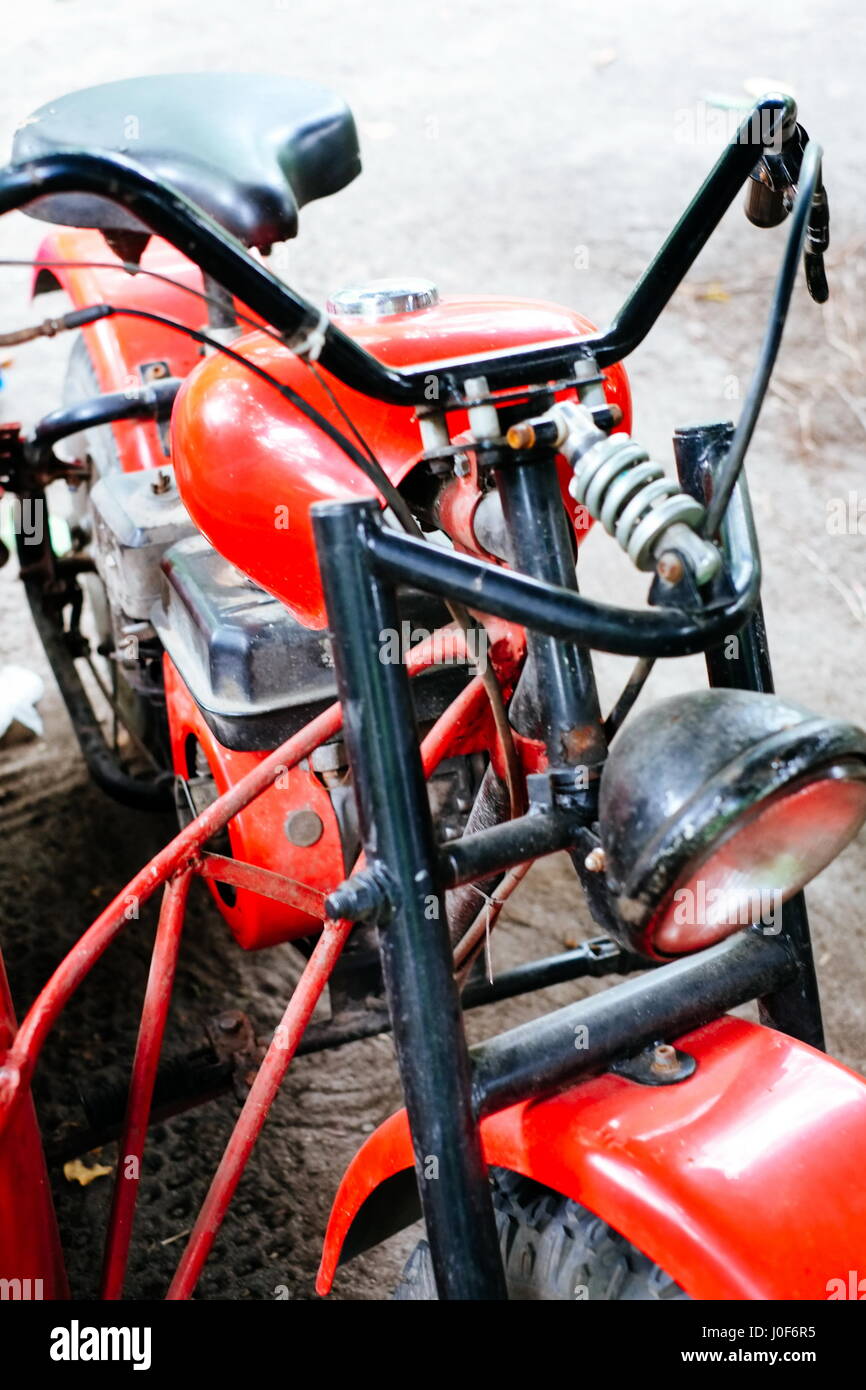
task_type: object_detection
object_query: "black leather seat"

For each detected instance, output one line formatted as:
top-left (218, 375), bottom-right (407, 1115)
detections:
top-left (12, 73), bottom-right (361, 251)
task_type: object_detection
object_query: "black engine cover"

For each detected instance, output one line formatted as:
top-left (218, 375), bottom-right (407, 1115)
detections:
top-left (154, 535), bottom-right (470, 752)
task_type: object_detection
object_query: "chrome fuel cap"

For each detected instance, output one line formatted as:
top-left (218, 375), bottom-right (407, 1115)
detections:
top-left (326, 277), bottom-right (439, 319)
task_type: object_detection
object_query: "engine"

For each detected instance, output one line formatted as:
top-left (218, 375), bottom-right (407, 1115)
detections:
top-left (88, 461), bottom-right (480, 948)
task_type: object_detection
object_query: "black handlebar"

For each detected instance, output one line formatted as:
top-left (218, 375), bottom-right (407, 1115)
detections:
top-left (0, 94), bottom-right (806, 406)
top-left (0, 151), bottom-right (419, 406)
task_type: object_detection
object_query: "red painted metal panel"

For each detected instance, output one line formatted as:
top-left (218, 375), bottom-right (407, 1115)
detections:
top-left (317, 1016), bottom-right (866, 1300)
top-left (171, 296), bottom-right (632, 627)
top-left (0, 954), bottom-right (67, 1299)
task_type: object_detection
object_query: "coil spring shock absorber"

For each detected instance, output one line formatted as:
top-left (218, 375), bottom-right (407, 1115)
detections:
top-left (507, 401), bottom-right (721, 584)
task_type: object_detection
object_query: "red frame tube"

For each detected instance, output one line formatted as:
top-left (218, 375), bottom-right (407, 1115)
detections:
top-left (101, 868), bottom-right (193, 1299)
top-left (0, 698), bottom-right (343, 1132)
top-left (165, 676), bottom-right (494, 1299)
top-left (0, 620), bottom-right (525, 1297)
top-left (0, 623), bottom-right (507, 1134)
top-left (166, 912), bottom-right (355, 1299)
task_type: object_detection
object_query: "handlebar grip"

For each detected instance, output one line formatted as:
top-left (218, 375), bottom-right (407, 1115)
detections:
top-left (744, 176), bottom-right (788, 228)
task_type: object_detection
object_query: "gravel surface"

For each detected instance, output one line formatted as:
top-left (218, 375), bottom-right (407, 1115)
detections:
top-left (0, 0), bottom-right (864, 1300)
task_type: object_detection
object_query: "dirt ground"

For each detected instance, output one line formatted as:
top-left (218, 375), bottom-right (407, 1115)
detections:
top-left (0, 0), bottom-right (864, 1300)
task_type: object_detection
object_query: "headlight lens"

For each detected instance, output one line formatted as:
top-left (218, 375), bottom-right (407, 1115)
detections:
top-left (650, 767), bottom-right (866, 954)
top-left (598, 690), bottom-right (866, 959)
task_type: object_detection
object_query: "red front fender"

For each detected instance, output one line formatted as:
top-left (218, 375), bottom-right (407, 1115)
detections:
top-left (318, 1016), bottom-right (866, 1300)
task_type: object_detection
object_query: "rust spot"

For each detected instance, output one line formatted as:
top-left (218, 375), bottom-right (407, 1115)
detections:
top-left (650, 1043), bottom-right (680, 1077)
top-left (656, 552), bottom-right (684, 585)
top-left (561, 725), bottom-right (604, 763)
top-left (616, 895), bottom-right (648, 926)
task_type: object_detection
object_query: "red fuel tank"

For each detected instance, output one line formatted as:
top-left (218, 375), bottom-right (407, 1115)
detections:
top-left (170, 295), bottom-right (632, 628)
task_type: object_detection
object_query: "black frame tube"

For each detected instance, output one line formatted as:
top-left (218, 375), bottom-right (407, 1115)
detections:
top-left (597, 95), bottom-right (797, 367)
top-left (495, 449), bottom-right (605, 769)
top-left (311, 497), bottom-right (507, 1300)
top-left (305, 937), bottom-right (646, 1049)
top-left (460, 937), bottom-right (649, 1007)
top-left (49, 936), bottom-right (647, 1162)
top-left (367, 510), bottom-right (760, 658)
top-left (470, 929), bottom-right (796, 1117)
top-left (437, 808), bottom-right (584, 888)
top-left (0, 152), bottom-right (419, 407)
top-left (32, 378), bottom-right (180, 449)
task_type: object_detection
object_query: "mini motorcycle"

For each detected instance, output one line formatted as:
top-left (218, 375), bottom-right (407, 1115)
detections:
top-left (0, 74), bottom-right (864, 1301)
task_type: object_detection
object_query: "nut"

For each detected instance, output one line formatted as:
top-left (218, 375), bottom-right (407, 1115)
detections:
top-left (584, 846), bottom-right (606, 873)
top-left (506, 422), bottom-right (537, 450)
top-left (151, 469), bottom-right (173, 495)
top-left (216, 1010), bottom-right (243, 1035)
top-left (650, 1042), bottom-right (680, 1077)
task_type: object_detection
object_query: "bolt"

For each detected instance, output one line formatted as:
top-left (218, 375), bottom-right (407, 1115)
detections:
top-left (151, 469), bottom-right (173, 495)
top-left (284, 808), bottom-right (324, 848)
top-left (310, 741), bottom-right (346, 774)
top-left (656, 551), bottom-right (684, 585)
top-left (584, 846), bottom-right (606, 873)
top-left (216, 1011), bottom-right (243, 1035)
top-left (650, 1042), bottom-right (680, 1077)
top-left (327, 881), bottom-right (375, 922)
top-left (453, 451), bottom-right (471, 477)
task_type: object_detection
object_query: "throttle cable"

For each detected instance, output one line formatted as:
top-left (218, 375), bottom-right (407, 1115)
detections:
top-left (703, 140), bottom-right (824, 538)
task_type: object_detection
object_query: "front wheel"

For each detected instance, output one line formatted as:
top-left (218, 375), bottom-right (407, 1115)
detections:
top-left (393, 1170), bottom-right (688, 1300)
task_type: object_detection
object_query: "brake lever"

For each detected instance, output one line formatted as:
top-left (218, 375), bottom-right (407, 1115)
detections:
top-left (804, 179), bottom-right (830, 302)
top-left (744, 121), bottom-right (830, 303)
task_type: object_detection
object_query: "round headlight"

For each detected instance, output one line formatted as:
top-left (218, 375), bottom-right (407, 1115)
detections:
top-left (598, 689), bottom-right (866, 959)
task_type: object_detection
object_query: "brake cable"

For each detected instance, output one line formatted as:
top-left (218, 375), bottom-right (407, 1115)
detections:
top-left (4, 297), bottom-right (399, 480)
top-left (703, 140), bottom-right (824, 539)
top-left (0, 255), bottom-right (294, 347)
